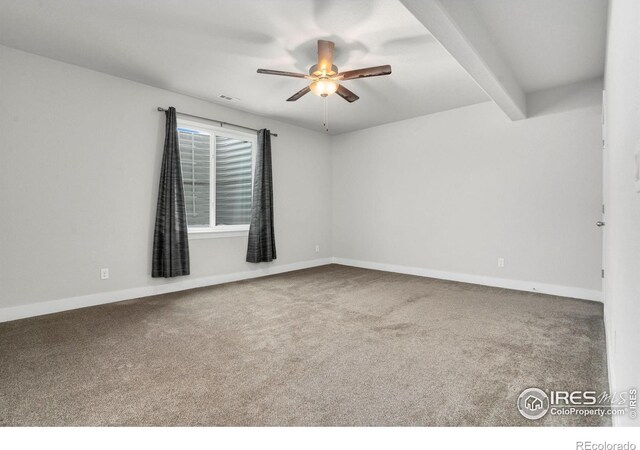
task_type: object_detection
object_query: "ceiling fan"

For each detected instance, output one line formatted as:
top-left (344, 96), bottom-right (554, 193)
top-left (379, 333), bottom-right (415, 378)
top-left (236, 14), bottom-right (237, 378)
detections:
top-left (257, 40), bottom-right (392, 103)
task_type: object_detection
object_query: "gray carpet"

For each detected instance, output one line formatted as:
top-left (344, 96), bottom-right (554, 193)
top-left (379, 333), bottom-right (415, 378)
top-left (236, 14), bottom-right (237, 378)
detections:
top-left (0, 264), bottom-right (609, 426)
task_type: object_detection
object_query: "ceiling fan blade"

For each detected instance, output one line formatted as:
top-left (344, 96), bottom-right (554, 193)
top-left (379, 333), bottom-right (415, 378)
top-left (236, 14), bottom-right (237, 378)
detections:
top-left (286, 86), bottom-right (311, 102)
top-left (317, 40), bottom-right (335, 73)
top-left (338, 65), bottom-right (392, 80)
top-left (257, 69), bottom-right (308, 78)
top-left (336, 85), bottom-right (359, 103)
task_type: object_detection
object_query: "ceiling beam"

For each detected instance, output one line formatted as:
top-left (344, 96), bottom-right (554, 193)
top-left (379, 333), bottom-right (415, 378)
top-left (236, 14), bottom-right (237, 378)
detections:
top-left (399, 0), bottom-right (527, 120)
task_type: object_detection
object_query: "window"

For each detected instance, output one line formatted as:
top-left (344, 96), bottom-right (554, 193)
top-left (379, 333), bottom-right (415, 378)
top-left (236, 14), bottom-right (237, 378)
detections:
top-left (177, 118), bottom-right (256, 237)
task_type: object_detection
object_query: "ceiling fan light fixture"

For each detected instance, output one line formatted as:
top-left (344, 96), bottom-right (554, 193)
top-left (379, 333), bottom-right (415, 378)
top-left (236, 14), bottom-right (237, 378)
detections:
top-left (309, 78), bottom-right (338, 97)
top-left (257, 40), bottom-right (391, 104)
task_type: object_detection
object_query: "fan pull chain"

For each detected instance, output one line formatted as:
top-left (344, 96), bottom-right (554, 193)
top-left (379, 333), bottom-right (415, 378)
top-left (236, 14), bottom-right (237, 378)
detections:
top-left (323, 96), bottom-right (329, 133)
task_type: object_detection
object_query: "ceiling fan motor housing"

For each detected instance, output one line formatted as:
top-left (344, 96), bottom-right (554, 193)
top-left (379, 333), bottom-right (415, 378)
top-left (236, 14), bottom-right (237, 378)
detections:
top-left (309, 63), bottom-right (338, 77)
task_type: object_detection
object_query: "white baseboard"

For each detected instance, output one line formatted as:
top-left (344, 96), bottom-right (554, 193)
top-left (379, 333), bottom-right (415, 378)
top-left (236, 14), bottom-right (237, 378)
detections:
top-left (0, 258), bottom-right (333, 323)
top-left (0, 256), bottom-right (603, 323)
top-left (331, 257), bottom-right (603, 302)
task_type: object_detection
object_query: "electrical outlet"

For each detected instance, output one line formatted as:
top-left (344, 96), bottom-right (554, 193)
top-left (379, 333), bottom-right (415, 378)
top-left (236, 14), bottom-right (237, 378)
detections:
top-left (497, 258), bottom-right (505, 268)
top-left (100, 268), bottom-right (109, 280)
top-left (315, 245), bottom-right (320, 253)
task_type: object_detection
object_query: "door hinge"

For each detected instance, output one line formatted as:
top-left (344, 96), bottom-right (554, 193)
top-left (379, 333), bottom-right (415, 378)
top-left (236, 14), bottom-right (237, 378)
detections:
top-left (602, 204), bottom-right (605, 214)
top-left (602, 269), bottom-right (605, 278)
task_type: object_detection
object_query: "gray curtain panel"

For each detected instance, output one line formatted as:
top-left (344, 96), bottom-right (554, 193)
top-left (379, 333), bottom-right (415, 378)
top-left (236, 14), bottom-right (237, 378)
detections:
top-left (247, 129), bottom-right (276, 263)
top-left (152, 107), bottom-right (190, 277)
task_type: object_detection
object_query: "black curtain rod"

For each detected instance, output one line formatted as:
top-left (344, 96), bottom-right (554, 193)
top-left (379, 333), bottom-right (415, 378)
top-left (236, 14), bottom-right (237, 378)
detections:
top-left (157, 107), bottom-right (278, 137)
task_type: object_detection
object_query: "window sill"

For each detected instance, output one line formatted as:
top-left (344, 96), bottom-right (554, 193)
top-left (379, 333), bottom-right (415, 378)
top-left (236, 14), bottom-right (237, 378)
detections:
top-left (188, 228), bottom-right (249, 240)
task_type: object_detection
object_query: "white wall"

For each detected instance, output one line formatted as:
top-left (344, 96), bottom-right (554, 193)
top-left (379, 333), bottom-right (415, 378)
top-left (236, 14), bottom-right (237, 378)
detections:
top-left (0, 45), bottom-right (332, 316)
top-left (0, 42), bottom-right (606, 322)
top-left (332, 83), bottom-right (603, 298)
top-left (603, 0), bottom-right (640, 427)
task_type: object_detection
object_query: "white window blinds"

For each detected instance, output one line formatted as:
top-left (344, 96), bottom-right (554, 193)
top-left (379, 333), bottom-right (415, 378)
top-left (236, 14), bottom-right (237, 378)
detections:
top-left (178, 124), bottom-right (254, 231)
top-left (215, 136), bottom-right (253, 226)
top-left (179, 129), bottom-right (211, 228)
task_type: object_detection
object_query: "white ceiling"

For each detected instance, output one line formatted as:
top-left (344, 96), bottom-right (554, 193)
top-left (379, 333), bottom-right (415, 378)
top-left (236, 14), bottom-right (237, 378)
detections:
top-left (0, 0), bottom-right (608, 133)
top-left (0, 0), bottom-right (487, 134)
top-left (469, 0), bottom-right (608, 93)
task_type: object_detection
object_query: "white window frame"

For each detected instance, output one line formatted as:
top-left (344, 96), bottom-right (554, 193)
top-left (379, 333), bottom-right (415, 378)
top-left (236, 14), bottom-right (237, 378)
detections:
top-left (177, 117), bottom-right (257, 239)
